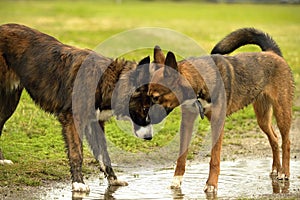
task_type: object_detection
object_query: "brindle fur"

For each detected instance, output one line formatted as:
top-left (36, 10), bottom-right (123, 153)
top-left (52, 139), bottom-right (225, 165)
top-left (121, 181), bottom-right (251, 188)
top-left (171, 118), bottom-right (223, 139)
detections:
top-left (0, 23), bottom-right (151, 192)
top-left (148, 28), bottom-right (294, 193)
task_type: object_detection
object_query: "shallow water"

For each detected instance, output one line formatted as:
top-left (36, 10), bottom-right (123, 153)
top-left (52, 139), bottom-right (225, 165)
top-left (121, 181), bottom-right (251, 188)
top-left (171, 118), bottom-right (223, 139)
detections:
top-left (41, 158), bottom-right (300, 199)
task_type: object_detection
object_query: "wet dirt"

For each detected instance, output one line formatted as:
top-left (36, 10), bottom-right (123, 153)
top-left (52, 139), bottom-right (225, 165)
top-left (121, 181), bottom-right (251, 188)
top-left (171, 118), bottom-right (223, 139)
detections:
top-left (2, 112), bottom-right (300, 200)
top-left (18, 121), bottom-right (300, 200)
top-left (35, 158), bottom-right (300, 200)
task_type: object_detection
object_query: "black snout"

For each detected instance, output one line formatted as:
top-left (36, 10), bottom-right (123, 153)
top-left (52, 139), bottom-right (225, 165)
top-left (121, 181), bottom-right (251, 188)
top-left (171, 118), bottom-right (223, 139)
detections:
top-left (144, 136), bottom-right (152, 140)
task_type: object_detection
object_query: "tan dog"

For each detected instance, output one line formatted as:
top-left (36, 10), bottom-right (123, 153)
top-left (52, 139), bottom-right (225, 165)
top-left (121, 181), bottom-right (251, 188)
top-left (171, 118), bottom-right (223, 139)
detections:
top-left (148, 28), bottom-right (294, 193)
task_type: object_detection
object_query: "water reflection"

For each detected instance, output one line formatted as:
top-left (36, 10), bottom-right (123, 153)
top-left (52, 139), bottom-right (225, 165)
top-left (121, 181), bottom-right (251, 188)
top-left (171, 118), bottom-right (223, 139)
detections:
top-left (170, 188), bottom-right (185, 199)
top-left (104, 186), bottom-right (119, 200)
top-left (271, 177), bottom-right (290, 194)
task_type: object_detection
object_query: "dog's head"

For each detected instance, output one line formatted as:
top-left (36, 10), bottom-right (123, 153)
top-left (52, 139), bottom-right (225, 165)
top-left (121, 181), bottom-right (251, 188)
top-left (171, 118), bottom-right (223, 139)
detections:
top-left (122, 48), bottom-right (183, 138)
top-left (111, 56), bottom-right (153, 140)
top-left (147, 46), bottom-right (185, 124)
top-left (126, 56), bottom-right (154, 140)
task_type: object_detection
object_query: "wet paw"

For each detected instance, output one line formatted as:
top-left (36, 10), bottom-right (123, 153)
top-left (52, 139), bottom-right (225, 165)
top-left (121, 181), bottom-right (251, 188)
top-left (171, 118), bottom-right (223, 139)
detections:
top-left (271, 170), bottom-right (289, 181)
top-left (0, 159), bottom-right (13, 165)
top-left (277, 173), bottom-right (289, 181)
top-left (270, 169), bottom-right (278, 177)
top-left (108, 179), bottom-right (128, 186)
top-left (72, 182), bottom-right (90, 192)
top-left (204, 184), bottom-right (217, 193)
top-left (170, 176), bottom-right (182, 189)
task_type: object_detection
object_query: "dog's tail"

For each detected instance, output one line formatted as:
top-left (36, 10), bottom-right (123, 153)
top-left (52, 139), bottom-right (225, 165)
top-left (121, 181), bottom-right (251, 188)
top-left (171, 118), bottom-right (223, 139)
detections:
top-left (211, 28), bottom-right (282, 57)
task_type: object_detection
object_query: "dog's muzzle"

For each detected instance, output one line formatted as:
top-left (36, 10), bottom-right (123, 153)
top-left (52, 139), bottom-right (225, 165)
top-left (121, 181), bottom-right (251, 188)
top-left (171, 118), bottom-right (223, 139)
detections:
top-left (133, 123), bottom-right (153, 140)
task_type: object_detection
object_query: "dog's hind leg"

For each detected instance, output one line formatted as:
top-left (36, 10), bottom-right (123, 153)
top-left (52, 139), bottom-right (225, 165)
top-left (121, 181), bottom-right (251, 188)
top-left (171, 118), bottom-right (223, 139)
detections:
top-left (86, 120), bottom-right (128, 186)
top-left (272, 93), bottom-right (292, 180)
top-left (58, 113), bottom-right (89, 192)
top-left (0, 86), bottom-right (23, 165)
top-left (171, 105), bottom-right (198, 189)
top-left (253, 95), bottom-right (282, 177)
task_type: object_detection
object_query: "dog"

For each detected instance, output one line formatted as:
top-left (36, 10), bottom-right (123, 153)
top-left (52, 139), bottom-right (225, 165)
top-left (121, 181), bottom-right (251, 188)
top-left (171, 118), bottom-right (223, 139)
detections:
top-left (148, 28), bottom-right (294, 193)
top-left (0, 23), bottom-right (153, 192)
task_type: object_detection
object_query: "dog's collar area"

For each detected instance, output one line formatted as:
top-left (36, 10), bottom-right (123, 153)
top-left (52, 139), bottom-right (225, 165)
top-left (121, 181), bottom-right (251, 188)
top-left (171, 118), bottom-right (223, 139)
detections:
top-left (181, 99), bottom-right (205, 120)
top-left (196, 91), bottom-right (212, 119)
top-left (195, 99), bottom-right (205, 119)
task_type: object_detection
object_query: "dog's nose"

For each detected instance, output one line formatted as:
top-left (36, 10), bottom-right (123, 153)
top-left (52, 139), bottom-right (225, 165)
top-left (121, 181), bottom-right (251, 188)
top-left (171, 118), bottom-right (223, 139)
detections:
top-left (144, 136), bottom-right (152, 140)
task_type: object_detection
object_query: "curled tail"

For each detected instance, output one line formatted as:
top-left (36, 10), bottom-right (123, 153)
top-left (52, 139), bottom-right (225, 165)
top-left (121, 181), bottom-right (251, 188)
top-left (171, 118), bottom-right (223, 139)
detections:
top-left (211, 28), bottom-right (282, 57)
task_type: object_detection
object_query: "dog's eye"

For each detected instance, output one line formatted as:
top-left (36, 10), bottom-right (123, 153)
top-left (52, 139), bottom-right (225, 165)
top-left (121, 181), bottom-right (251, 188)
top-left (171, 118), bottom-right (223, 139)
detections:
top-left (152, 96), bottom-right (159, 102)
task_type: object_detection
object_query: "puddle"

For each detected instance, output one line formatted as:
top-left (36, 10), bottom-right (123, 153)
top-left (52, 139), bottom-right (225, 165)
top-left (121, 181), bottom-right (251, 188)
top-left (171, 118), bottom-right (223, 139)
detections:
top-left (40, 158), bottom-right (300, 199)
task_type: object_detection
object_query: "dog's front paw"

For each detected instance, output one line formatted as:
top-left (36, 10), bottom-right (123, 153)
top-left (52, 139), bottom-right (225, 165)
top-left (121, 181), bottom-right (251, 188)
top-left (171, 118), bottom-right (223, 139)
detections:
top-left (204, 184), bottom-right (217, 193)
top-left (277, 173), bottom-right (289, 181)
top-left (270, 169), bottom-right (278, 177)
top-left (108, 178), bottom-right (128, 186)
top-left (0, 159), bottom-right (13, 165)
top-left (72, 182), bottom-right (90, 192)
top-left (170, 176), bottom-right (182, 189)
top-left (270, 170), bottom-right (289, 180)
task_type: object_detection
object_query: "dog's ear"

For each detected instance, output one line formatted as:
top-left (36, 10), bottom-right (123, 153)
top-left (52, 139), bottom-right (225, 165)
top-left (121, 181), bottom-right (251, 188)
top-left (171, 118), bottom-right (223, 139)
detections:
top-left (135, 56), bottom-right (150, 85)
top-left (153, 45), bottom-right (165, 65)
top-left (138, 55), bottom-right (150, 67)
top-left (164, 51), bottom-right (178, 77)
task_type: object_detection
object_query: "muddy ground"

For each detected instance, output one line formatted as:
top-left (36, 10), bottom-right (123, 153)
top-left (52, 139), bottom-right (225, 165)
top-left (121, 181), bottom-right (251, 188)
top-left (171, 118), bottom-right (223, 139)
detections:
top-left (1, 117), bottom-right (299, 200)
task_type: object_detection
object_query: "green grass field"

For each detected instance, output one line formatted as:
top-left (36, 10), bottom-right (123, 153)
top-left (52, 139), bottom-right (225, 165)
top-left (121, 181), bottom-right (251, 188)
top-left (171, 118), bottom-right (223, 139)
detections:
top-left (0, 0), bottom-right (299, 187)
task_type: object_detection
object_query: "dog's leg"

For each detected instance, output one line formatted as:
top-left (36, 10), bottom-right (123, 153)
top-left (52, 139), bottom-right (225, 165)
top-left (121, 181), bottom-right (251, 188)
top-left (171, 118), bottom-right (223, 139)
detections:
top-left (253, 96), bottom-right (282, 177)
top-left (204, 133), bottom-right (224, 193)
top-left (0, 87), bottom-right (23, 165)
top-left (85, 120), bottom-right (128, 186)
top-left (204, 111), bottom-right (225, 193)
top-left (171, 105), bottom-right (198, 189)
top-left (273, 97), bottom-right (292, 180)
top-left (58, 113), bottom-right (89, 192)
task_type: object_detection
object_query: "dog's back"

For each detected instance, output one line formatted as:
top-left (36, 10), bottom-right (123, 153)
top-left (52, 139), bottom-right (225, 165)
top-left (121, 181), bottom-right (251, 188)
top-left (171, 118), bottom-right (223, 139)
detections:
top-left (209, 28), bottom-right (294, 115)
top-left (0, 24), bottom-right (93, 113)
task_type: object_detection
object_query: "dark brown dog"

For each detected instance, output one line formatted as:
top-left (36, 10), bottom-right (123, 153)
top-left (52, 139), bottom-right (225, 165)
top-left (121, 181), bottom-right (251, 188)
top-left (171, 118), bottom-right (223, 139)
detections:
top-left (148, 28), bottom-right (294, 193)
top-left (0, 23), bottom-right (153, 192)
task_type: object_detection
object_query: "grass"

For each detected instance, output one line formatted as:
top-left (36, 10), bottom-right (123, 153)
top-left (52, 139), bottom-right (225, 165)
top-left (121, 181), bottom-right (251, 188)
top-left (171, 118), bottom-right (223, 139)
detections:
top-left (0, 0), bottom-right (299, 188)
